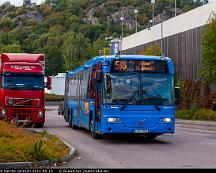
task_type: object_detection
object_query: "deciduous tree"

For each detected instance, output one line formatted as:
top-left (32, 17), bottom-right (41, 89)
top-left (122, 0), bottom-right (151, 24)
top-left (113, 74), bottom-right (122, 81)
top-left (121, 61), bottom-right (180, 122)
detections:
top-left (200, 15), bottom-right (216, 83)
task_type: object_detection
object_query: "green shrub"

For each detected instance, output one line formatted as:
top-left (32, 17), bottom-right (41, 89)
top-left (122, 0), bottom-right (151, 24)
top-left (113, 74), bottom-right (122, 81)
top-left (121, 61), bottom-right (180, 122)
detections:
top-left (0, 121), bottom-right (69, 163)
top-left (45, 93), bottom-right (64, 101)
top-left (29, 140), bottom-right (51, 161)
top-left (176, 109), bottom-right (216, 120)
top-left (194, 109), bottom-right (216, 121)
top-left (175, 109), bottom-right (198, 120)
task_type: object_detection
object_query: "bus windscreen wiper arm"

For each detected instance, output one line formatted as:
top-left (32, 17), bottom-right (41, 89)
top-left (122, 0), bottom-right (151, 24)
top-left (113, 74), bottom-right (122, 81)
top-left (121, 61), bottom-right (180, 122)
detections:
top-left (154, 105), bottom-right (161, 111)
top-left (120, 102), bottom-right (135, 110)
top-left (120, 105), bottom-right (127, 110)
top-left (142, 90), bottom-right (161, 111)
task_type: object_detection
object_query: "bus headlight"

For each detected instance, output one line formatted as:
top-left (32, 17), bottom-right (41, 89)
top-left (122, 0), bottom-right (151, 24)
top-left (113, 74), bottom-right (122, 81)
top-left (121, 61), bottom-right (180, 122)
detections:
top-left (108, 118), bottom-right (121, 123)
top-left (160, 118), bottom-right (172, 123)
top-left (38, 110), bottom-right (44, 118)
top-left (2, 109), bottom-right (6, 118)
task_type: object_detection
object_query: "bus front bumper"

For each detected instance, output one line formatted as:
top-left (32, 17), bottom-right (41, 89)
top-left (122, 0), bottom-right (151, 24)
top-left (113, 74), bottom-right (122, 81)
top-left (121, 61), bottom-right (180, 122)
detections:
top-left (100, 122), bottom-right (175, 135)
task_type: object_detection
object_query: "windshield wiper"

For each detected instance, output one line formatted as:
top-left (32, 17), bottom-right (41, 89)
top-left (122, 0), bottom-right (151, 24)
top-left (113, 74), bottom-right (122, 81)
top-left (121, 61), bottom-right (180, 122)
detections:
top-left (119, 95), bottom-right (138, 110)
top-left (142, 90), bottom-right (161, 111)
top-left (153, 104), bottom-right (161, 111)
top-left (120, 102), bottom-right (135, 110)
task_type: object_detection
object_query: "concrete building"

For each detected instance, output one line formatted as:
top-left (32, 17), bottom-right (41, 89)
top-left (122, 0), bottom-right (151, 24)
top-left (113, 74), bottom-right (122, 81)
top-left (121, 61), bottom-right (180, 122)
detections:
top-left (50, 73), bottom-right (66, 96)
top-left (121, 2), bottom-right (216, 81)
top-left (23, 0), bottom-right (36, 7)
top-left (23, 0), bottom-right (31, 6)
top-left (4, 1), bottom-right (11, 7)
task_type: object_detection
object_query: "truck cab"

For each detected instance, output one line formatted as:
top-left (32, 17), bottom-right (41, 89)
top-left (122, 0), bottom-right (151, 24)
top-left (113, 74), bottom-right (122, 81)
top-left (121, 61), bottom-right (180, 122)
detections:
top-left (0, 53), bottom-right (51, 127)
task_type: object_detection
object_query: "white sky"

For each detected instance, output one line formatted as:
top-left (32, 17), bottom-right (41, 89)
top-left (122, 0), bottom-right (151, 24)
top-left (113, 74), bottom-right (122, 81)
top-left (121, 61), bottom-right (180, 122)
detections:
top-left (0, 0), bottom-right (215, 7)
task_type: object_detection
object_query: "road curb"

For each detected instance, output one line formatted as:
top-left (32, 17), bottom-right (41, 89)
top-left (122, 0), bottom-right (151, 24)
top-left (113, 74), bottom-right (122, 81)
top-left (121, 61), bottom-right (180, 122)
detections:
top-left (0, 131), bottom-right (76, 169)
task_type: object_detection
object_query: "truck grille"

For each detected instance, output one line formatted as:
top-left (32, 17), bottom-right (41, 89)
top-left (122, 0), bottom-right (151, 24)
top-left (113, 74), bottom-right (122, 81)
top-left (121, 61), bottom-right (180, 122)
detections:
top-left (13, 99), bottom-right (32, 106)
top-left (5, 98), bottom-right (40, 107)
top-left (11, 109), bottom-right (32, 120)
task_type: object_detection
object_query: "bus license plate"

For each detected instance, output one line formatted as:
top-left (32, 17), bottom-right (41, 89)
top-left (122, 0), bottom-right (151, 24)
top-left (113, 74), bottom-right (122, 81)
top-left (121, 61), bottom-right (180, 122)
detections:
top-left (134, 129), bottom-right (149, 133)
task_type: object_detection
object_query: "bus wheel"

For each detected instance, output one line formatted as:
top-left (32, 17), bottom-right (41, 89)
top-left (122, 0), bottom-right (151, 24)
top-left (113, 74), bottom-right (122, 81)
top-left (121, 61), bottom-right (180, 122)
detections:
top-left (89, 120), bottom-right (102, 139)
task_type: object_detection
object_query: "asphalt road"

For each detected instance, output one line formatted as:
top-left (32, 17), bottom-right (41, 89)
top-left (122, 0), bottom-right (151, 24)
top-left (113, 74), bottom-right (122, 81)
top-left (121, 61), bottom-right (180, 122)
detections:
top-left (44, 107), bottom-right (216, 168)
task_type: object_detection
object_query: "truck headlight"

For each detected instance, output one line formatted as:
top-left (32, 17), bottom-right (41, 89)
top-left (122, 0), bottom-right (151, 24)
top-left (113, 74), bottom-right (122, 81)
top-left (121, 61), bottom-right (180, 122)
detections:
top-left (38, 110), bottom-right (43, 118)
top-left (108, 118), bottom-right (121, 123)
top-left (2, 109), bottom-right (6, 118)
top-left (160, 118), bottom-right (172, 123)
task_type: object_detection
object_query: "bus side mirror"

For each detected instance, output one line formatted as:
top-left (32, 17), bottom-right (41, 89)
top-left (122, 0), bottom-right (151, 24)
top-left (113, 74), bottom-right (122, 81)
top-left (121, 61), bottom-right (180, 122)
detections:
top-left (96, 72), bottom-right (103, 83)
top-left (175, 87), bottom-right (180, 105)
top-left (47, 76), bottom-right (52, 90)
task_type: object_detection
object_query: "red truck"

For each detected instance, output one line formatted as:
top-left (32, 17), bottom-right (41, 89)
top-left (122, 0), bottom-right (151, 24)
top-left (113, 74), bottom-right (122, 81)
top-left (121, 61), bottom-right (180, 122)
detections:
top-left (0, 53), bottom-right (51, 127)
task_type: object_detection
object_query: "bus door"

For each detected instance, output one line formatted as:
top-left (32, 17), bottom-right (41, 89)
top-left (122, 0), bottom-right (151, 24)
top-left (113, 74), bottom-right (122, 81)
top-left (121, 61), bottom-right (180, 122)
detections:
top-left (94, 70), bottom-right (103, 132)
top-left (94, 85), bottom-right (101, 131)
top-left (77, 76), bottom-right (82, 125)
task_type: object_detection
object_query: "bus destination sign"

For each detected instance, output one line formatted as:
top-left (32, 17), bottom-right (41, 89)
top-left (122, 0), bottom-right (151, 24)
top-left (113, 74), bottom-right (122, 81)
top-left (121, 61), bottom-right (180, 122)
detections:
top-left (111, 60), bottom-right (168, 73)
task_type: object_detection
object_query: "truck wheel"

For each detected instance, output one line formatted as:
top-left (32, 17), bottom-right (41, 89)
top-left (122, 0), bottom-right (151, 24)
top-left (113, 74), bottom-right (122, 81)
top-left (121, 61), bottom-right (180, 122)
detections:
top-left (35, 123), bottom-right (44, 128)
top-left (89, 120), bottom-right (102, 139)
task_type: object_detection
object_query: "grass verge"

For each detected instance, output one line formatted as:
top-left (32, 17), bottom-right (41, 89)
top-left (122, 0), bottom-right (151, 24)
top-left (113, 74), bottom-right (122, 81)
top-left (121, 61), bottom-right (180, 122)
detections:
top-left (176, 109), bottom-right (216, 121)
top-left (45, 94), bottom-right (64, 102)
top-left (0, 121), bottom-right (69, 163)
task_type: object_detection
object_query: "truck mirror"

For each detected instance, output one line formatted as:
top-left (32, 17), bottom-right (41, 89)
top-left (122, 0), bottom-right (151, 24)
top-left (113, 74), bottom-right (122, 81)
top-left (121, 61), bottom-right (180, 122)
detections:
top-left (212, 101), bottom-right (216, 111)
top-left (96, 72), bottom-right (103, 83)
top-left (175, 87), bottom-right (180, 105)
top-left (47, 76), bottom-right (52, 90)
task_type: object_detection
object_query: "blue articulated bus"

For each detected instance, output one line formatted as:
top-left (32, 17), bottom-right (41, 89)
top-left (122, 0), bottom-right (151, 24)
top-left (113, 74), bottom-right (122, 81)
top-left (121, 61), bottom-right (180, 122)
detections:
top-left (63, 55), bottom-right (180, 139)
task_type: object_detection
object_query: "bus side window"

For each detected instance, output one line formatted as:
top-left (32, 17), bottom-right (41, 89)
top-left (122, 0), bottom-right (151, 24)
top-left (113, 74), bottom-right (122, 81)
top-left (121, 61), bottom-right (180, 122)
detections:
top-left (87, 68), bottom-right (95, 99)
top-left (87, 78), bottom-right (95, 99)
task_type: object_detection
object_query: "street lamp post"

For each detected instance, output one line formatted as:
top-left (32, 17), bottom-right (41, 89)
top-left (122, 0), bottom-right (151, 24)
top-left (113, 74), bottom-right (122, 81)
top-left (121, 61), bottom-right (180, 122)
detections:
top-left (160, 20), bottom-right (163, 56)
top-left (148, 18), bottom-right (163, 56)
top-left (151, 0), bottom-right (155, 25)
top-left (175, 0), bottom-right (177, 16)
top-left (120, 15), bottom-right (124, 39)
top-left (134, 9), bottom-right (138, 33)
top-left (147, 19), bottom-right (153, 29)
top-left (105, 36), bottom-right (114, 55)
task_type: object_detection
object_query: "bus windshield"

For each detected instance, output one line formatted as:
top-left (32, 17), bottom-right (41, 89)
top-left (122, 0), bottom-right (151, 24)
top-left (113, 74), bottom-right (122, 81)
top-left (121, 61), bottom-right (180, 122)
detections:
top-left (2, 73), bottom-right (44, 90)
top-left (103, 73), bottom-right (174, 106)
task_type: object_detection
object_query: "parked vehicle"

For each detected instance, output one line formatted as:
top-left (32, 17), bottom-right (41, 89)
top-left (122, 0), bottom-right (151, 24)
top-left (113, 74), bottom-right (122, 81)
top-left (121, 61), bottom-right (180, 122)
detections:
top-left (58, 101), bottom-right (64, 115)
top-left (63, 55), bottom-right (180, 139)
top-left (0, 53), bottom-right (51, 127)
top-left (212, 101), bottom-right (216, 111)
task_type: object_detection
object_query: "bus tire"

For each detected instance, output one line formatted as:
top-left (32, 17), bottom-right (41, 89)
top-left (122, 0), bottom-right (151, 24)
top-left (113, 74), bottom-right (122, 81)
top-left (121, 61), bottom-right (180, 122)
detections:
top-left (69, 110), bottom-right (78, 130)
top-left (89, 119), bottom-right (102, 139)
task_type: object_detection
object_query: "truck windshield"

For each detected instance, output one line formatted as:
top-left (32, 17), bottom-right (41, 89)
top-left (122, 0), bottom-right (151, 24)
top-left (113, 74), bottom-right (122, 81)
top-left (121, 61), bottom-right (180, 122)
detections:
top-left (2, 73), bottom-right (44, 90)
top-left (103, 73), bottom-right (174, 106)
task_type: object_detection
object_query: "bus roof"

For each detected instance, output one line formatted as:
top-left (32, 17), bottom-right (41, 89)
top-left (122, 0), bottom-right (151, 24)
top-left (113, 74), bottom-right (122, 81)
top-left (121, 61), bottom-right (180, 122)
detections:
top-left (67, 55), bottom-right (173, 77)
